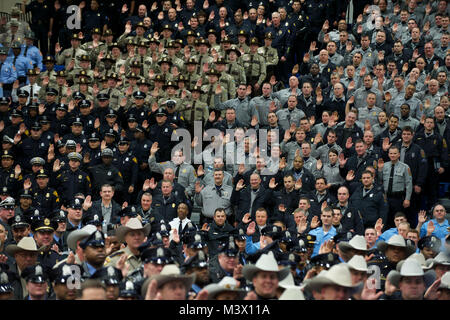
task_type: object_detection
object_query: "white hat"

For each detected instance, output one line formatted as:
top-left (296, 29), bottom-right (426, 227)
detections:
top-left (242, 251), bottom-right (290, 281)
top-left (396, 253), bottom-right (429, 271)
top-left (279, 287), bottom-right (305, 300)
top-left (5, 237), bottom-right (44, 256)
top-left (387, 259), bottom-right (436, 288)
top-left (377, 234), bottom-right (416, 257)
top-left (67, 224), bottom-right (98, 251)
top-left (338, 235), bottom-right (368, 252)
top-left (438, 271), bottom-right (450, 290)
top-left (202, 277), bottom-right (247, 300)
top-left (303, 263), bottom-right (361, 294)
top-left (425, 252), bottom-right (450, 269)
top-left (141, 264), bottom-right (195, 297)
top-left (116, 217), bottom-right (151, 243)
top-left (347, 255), bottom-right (368, 272)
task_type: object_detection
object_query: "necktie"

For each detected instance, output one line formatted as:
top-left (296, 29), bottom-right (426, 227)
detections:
top-left (11, 34), bottom-right (15, 43)
top-left (72, 48), bottom-right (76, 59)
top-left (140, 56), bottom-right (144, 75)
top-left (400, 146), bottom-right (407, 162)
top-left (24, 46), bottom-right (29, 57)
top-left (58, 86), bottom-right (62, 104)
top-left (0, 62), bottom-right (3, 73)
top-left (190, 100), bottom-right (196, 122)
top-left (175, 165), bottom-right (180, 182)
top-left (207, 85), bottom-right (213, 106)
top-left (387, 163), bottom-right (395, 194)
top-left (178, 219), bottom-right (183, 235)
top-left (13, 56), bottom-right (18, 66)
top-left (216, 185), bottom-right (222, 197)
top-left (249, 54), bottom-right (254, 78)
top-left (30, 85), bottom-right (34, 103)
top-left (198, 56), bottom-right (203, 73)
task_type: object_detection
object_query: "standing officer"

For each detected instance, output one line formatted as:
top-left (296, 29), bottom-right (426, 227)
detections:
top-left (29, 169), bottom-right (60, 216)
top-left (263, 12), bottom-right (292, 84)
top-left (349, 170), bottom-right (388, 228)
top-left (414, 116), bottom-right (449, 208)
top-left (22, 32), bottom-right (43, 71)
top-left (22, 0), bottom-right (53, 57)
top-left (16, 121), bottom-right (50, 172)
top-left (147, 108), bottom-right (173, 163)
top-left (179, 86), bottom-right (209, 135)
top-left (240, 37), bottom-right (266, 96)
top-left (378, 146), bottom-right (413, 228)
top-left (0, 47), bottom-right (18, 98)
top-left (113, 137), bottom-right (139, 204)
top-left (31, 216), bottom-right (61, 270)
top-left (393, 127), bottom-right (427, 227)
top-left (88, 148), bottom-right (124, 200)
top-left (53, 152), bottom-right (92, 205)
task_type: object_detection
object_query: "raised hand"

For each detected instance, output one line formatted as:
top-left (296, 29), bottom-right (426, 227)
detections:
top-left (346, 170), bottom-right (355, 181)
top-left (195, 180), bottom-right (204, 194)
top-left (83, 195), bottom-right (93, 210)
top-left (427, 221), bottom-right (435, 236)
top-left (310, 215), bottom-right (320, 229)
top-left (375, 218), bottom-right (384, 235)
top-left (53, 159), bottom-right (61, 172)
top-left (268, 177), bottom-right (278, 189)
top-left (418, 210), bottom-right (427, 224)
top-left (236, 179), bottom-right (245, 191)
top-left (246, 221), bottom-right (256, 236)
top-left (338, 153), bottom-right (347, 167)
top-left (295, 178), bottom-right (303, 190)
top-left (382, 137), bottom-right (391, 151)
top-left (242, 213), bottom-right (252, 224)
top-left (316, 159), bottom-right (323, 170)
top-left (377, 157), bottom-right (384, 170)
top-left (150, 142), bottom-right (159, 156)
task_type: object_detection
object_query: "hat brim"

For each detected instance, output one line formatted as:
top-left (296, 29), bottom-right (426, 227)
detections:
top-left (5, 244), bottom-right (45, 256)
top-left (338, 241), bottom-right (368, 253)
top-left (140, 273), bottom-right (195, 297)
top-left (388, 269), bottom-right (436, 288)
top-left (378, 241), bottom-right (416, 257)
top-left (67, 225), bottom-right (98, 251)
top-left (242, 264), bottom-right (290, 282)
top-left (116, 224), bottom-right (151, 243)
top-left (204, 284), bottom-right (247, 300)
top-left (304, 275), bottom-right (361, 294)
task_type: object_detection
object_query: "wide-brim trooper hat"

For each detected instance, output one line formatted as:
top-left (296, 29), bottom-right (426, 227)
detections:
top-left (67, 224), bottom-right (98, 251)
top-left (141, 264), bottom-right (196, 297)
top-left (242, 251), bottom-right (290, 281)
top-left (396, 253), bottom-right (430, 271)
top-left (425, 252), bottom-right (450, 269)
top-left (338, 235), bottom-right (368, 253)
top-left (377, 234), bottom-right (416, 257)
top-left (116, 218), bottom-right (151, 243)
top-left (438, 271), bottom-right (450, 290)
top-left (5, 237), bottom-right (45, 256)
top-left (347, 255), bottom-right (369, 272)
top-left (303, 263), bottom-right (361, 294)
top-left (203, 277), bottom-right (247, 300)
top-left (387, 259), bottom-right (436, 288)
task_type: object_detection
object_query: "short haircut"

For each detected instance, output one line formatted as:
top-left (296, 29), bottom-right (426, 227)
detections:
top-left (214, 208), bottom-right (226, 216)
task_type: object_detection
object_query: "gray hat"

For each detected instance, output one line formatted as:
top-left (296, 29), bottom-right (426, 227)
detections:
top-left (387, 259), bottom-right (436, 288)
top-left (0, 196), bottom-right (15, 208)
top-left (242, 251), bottom-right (290, 281)
top-left (30, 157), bottom-right (45, 166)
top-left (202, 277), bottom-right (247, 300)
top-left (377, 234), bottom-right (416, 257)
top-left (2, 136), bottom-right (14, 144)
top-left (101, 148), bottom-right (113, 157)
top-left (68, 152), bottom-right (82, 161)
top-left (439, 271), bottom-right (450, 290)
top-left (9, 18), bottom-right (19, 27)
top-left (65, 140), bottom-right (76, 148)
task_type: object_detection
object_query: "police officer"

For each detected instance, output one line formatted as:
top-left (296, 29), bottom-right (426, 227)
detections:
top-left (29, 169), bottom-right (60, 216)
top-left (349, 169), bottom-right (389, 228)
top-left (179, 85), bottom-right (209, 134)
top-left (63, 117), bottom-right (88, 150)
top-left (17, 121), bottom-right (50, 172)
top-left (55, 33), bottom-right (88, 69)
top-left (147, 108), bottom-right (173, 163)
top-left (22, 31), bottom-right (42, 71)
top-left (113, 137), bottom-right (139, 204)
top-left (241, 37), bottom-right (266, 96)
top-left (0, 150), bottom-right (21, 197)
top-left (414, 116), bottom-right (449, 207)
top-left (378, 146), bottom-right (413, 228)
top-left (88, 148), bottom-right (124, 200)
top-left (23, 0), bottom-right (53, 57)
top-left (31, 216), bottom-right (62, 271)
top-left (0, 46), bottom-right (18, 97)
top-left (54, 152), bottom-right (92, 205)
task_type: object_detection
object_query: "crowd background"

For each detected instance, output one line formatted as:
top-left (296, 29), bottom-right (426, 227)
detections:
top-left (0, 0), bottom-right (449, 301)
